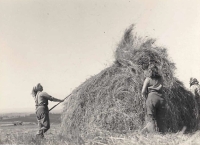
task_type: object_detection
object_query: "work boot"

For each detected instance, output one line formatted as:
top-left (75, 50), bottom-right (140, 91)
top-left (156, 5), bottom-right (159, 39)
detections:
top-left (36, 130), bottom-right (44, 139)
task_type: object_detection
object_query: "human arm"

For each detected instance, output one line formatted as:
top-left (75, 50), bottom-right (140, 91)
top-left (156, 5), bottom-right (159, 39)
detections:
top-left (51, 97), bottom-right (64, 102)
top-left (41, 92), bottom-right (63, 102)
top-left (141, 78), bottom-right (149, 99)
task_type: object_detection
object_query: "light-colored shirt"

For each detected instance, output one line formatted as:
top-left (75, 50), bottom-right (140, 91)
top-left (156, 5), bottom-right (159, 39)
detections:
top-left (35, 91), bottom-right (53, 107)
top-left (190, 84), bottom-right (200, 99)
top-left (142, 77), bottom-right (163, 96)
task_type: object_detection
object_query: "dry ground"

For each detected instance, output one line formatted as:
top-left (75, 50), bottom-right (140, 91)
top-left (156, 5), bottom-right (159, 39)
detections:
top-left (1, 124), bottom-right (200, 145)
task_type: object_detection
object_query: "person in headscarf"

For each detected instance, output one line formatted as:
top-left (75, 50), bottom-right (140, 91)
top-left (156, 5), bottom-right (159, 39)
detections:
top-left (141, 64), bottom-right (166, 133)
top-left (31, 83), bottom-right (63, 139)
top-left (190, 78), bottom-right (200, 97)
top-left (190, 78), bottom-right (200, 127)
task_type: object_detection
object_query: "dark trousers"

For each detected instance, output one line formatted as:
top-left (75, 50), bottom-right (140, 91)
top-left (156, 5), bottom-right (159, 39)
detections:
top-left (36, 106), bottom-right (50, 137)
top-left (146, 92), bottom-right (166, 133)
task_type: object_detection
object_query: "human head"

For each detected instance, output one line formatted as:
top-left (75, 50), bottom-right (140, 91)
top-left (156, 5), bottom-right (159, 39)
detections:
top-left (36, 83), bottom-right (43, 92)
top-left (190, 78), bottom-right (199, 86)
top-left (31, 83), bottom-right (43, 97)
top-left (148, 64), bottom-right (160, 78)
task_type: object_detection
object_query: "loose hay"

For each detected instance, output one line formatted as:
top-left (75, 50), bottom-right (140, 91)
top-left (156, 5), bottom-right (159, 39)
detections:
top-left (60, 25), bottom-right (197, 142)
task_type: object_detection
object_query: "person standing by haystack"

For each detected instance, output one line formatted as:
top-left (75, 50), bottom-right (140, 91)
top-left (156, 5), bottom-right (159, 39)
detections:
top-left (190, 78), bottom-right (200, 127)
top-left (31, 83), bottom-right (63, 139)
top-left (141, 64), bottom-right (166, 133)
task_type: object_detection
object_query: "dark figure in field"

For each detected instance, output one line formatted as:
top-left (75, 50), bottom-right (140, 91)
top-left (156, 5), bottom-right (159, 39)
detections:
top-left (141, 65), bottom-right (165, 133)
top-left (190, 78), bottom-right (200, 127)
top-left (31, 83), bottom-right (63, 138)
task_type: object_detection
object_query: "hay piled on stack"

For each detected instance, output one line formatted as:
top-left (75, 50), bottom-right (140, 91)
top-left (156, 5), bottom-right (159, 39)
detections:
top-left (60, 25), bottom-right (197, 142)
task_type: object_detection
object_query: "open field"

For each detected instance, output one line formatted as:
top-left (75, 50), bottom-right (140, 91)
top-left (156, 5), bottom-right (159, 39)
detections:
top-left (0, 113), bottom-right (200, 145)
top-left (0, 113), bottom-right (61, 127)
top-left (0, 124), bottom-right (66, 145)
top-left (0, 112), bottom-right (200, 144)
top-left (1, 124), bottom-right (200, 145)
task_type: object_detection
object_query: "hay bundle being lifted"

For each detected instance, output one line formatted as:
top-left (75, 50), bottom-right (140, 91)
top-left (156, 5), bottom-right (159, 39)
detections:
top-left (60, 25), bottom-right (197, 141)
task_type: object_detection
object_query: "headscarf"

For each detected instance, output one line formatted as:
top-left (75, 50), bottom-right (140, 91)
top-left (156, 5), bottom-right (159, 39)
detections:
top-left (31, 83), bottom-right (42, 97)
top-left (190, 78), bottom-right (199, 86)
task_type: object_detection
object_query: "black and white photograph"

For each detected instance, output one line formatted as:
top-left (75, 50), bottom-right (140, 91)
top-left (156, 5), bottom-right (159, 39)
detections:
top-left (1, 0), bottom-right (200, 144)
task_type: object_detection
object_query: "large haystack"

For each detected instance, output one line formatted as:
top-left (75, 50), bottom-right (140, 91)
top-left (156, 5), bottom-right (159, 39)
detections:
top-left (60, 25), bottom-right (197, 142)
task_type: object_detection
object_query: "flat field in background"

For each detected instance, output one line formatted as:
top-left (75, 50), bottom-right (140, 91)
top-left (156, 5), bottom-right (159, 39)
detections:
top-left (0, 113), bottom-right (61, 127)
top-left (1, 113), bottom-right (200, 145)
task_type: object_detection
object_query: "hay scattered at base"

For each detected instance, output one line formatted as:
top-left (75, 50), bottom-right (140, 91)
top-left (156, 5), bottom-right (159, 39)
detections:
top-left (60, 25), bottom-right (197, 142)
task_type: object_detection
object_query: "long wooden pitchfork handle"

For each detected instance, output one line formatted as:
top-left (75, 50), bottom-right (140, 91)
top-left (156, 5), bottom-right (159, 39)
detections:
top-left (49, 93), bottom-right (72, 112)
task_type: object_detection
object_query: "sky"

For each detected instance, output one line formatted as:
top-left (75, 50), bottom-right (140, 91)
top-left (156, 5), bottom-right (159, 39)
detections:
top-left (1, 0), bottom-right (200, 113)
